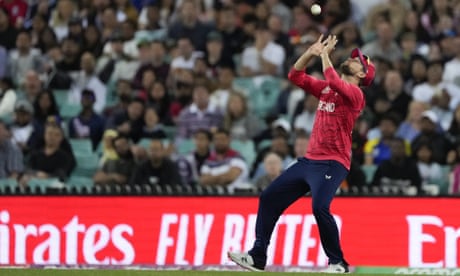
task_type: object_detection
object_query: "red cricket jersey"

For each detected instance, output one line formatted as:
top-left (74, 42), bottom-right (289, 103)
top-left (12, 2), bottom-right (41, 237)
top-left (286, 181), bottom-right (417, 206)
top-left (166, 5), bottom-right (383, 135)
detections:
top-left (287, 67), bottom-right (365, 170)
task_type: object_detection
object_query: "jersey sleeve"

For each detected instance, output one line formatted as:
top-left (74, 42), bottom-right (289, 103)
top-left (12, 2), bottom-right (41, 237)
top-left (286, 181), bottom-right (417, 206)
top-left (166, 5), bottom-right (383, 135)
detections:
top-left (288, 68), bottom-right (328, 99)
top-left (323, 67), bottom-right (364, 108)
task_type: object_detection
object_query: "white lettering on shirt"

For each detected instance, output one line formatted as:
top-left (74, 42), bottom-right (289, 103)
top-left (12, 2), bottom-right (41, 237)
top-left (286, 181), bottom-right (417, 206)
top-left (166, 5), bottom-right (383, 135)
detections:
top-left (317, 100), bottom-right (335, 113)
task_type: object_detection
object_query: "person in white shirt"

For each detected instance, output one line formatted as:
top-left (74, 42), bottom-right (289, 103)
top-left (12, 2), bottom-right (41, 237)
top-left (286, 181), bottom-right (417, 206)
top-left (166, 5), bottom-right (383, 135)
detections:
top-left (442, 36), bottom-right (460, 86)
top-left (170, 36), bottom-right (204, 72)
top-left (0, 77), bottom-right (16, 118)
top-left (68, 52), bottom-right (107, 114)
top-left (293, 94), bottom-right (318, 135)
top-left (240, 21), bottom-right (286, 77)
top-left (413, 60), bottom-right (460, 111)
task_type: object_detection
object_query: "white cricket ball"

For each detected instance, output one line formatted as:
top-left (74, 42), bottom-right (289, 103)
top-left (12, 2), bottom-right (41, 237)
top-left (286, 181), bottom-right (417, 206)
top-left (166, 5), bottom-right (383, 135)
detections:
top-left (311, 4), bottom-right (321, 15)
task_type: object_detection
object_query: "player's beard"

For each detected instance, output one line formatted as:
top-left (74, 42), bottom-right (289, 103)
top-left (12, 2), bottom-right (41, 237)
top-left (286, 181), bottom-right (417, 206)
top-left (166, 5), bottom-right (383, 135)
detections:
top-left (340, 63), bottom-right (354, 76)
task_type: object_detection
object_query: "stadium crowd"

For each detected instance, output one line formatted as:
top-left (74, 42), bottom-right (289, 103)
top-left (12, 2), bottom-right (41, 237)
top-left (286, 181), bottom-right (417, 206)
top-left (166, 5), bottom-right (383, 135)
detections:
top-left (0, 0), bottom-right (460, 196)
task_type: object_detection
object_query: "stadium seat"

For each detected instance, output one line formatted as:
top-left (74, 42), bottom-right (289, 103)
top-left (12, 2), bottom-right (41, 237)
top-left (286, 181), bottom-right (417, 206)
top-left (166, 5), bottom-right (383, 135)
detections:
top-left (67, 175), bottom-right (94, 193)
top-left (257, 139), bottom-right (272, 151)
top-left (429, 165), bottom-right (452, 195)
top-left (361, 165), bottom-right (377, 185)
top-left (231, 139), bottom-right (257, 168)
top-left (163, 126), bottom-right (177, 140)
top-left (60, 104), bottom-right (81, 120)
top-left (52, 89), bottom-right (69, 106)
top-left (232, 77), bottom-right (258, 97)
top-left (176, 138), bottom-right (195, 155)
top-left (73, 153), bottom-right (99, 177)
top-left (70, 138), bottom-right (93, 154)
top-left (0, 178), bottom-right (18, 193)
top-left (27, 178), bottom-right (60, 194)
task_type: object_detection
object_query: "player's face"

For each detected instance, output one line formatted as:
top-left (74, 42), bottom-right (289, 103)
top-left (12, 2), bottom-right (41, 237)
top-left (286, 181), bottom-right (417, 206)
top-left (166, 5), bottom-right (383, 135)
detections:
top-left (340, 57), bottom-right (364, 76)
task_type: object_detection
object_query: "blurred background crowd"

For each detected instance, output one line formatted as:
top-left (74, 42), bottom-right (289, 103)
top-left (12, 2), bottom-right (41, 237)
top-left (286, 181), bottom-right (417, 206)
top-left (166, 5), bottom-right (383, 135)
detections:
top-left (1, 0), bottom-right (460, 196)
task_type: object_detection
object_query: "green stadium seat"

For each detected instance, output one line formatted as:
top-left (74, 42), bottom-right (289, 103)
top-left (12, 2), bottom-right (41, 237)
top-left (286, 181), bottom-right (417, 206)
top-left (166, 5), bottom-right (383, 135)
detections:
top-left (52, 89), bottom-right (69, 106)
top-left (0, 178), bottom-right (18, 193)
top-left (60, 104), bottom-right (81, 120)
top-left (27, 178), bottom-right (60, 194)
top-left (73, 153), bottom-right (99, 177)
top-left (232, 77), bottom-right (258, 97)
top-left (67, 175), bottom-right (94, 193)
top-left (70, 138), bottom-right (93, 154)
top-left (250, 77), bottom-right (282, 118)
top-left (176, 139), bottom-right (195, 155)
top-left (429, 165), bottom-right (452, 195)
top-left (257, 139), bottom-right (272, 151)
top-left (163, 126), bottom-right (177, 140)
top-left (231, 139), bottom-right (256, 168)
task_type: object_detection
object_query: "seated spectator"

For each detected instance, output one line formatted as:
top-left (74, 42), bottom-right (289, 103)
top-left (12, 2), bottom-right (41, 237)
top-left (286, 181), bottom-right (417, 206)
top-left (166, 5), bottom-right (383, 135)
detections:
top-left (209, 65), bottom-right (236, 112)
top-left (20, 123), bottom-right (74, 185)
top-left (204, 31), bottom-right (235, 79)
top-left (68, 52), bottom-right (107, 113)
top-left (176, 82), bottom-right (223, 141)
top-left (103, 78), bottom-right (133, 118)
top-left (254, 152), bottom-right (283, 190)
top-left (293, 94), bottom-right (318, 135)
top-left (68, 89), bottom-right (105, 151)
top-left (0, 120), bottom-right (24, 179)
top-left (447, 104), bottom-right (460, 145)
top-left (293, 130), bottom-right (310, 158)
top-left (132, 40), bottom-right (170, 87)
top-left (372, 137), bottom-right (422, 194)
top-left (170, 36), bottom-right (204, 72)
top-left (169, 69), bottom-right (195, 123)
top-left (414, 142), bottom-right (443, 187)
top-left (341, 160), bottom-right (366, 191)
top-left (412, 110), bottom-right (455, 165)
top-left (7, 30), bottom-right (43, 86)
top-left (396, 101), bottom-right (429, 143)
top-left (93, 135), bottom-right (136, 186)
top-left (99, 129), bottom-right (119, 167)
top-left (254, 117), bottom-right (292, 148)
top-left (0, 77), bottom-right (16, 117)
top-left (223, 93), bottom-right (265, 141)
top-left (141, 107), bottom-right (167, 139)
top-left (130, 139), bottom-right (183, 187)
top-left (240, 21), bottom-right (286, 77)
top-left (364, 113), bottom-right (410, 166)
top-left (146, 81), bottom-right (172, 125)
top-left (20, 70), bottom-right (43, 104)
top-left (199, 128), bottom-right (249, 191)
top-left (10, 100), bottom-right (34, 153)
top-left (106, 97), bottom-right (145, 143)
top-left (431, 89), bottom-right (454, 131)
top-left (251, 134), bottom-right (294, 180)
top-left (176, 129), bottom-right (212, 186)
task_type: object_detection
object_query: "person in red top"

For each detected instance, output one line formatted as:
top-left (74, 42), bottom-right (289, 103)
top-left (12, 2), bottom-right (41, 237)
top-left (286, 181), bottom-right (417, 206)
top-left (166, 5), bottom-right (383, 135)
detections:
top-left (228, 34), bottom-right (375, 273)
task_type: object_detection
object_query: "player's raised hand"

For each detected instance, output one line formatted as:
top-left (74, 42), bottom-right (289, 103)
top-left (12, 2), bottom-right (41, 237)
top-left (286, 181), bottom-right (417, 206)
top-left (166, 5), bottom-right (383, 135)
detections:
top-left (321, 35), bottom-right (338, 55)
top-left (306, 34), bottom-right (327, 56)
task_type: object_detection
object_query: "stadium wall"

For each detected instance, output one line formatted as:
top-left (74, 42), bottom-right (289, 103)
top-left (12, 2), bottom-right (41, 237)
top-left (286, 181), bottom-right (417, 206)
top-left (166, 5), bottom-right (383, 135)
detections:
top-left (0, 196), bottom-right (458, 268)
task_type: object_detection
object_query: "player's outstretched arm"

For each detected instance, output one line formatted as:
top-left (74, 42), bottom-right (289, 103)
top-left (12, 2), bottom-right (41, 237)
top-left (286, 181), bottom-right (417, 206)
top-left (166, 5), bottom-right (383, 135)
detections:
top-left (293, 34), bottom-right (325, 71)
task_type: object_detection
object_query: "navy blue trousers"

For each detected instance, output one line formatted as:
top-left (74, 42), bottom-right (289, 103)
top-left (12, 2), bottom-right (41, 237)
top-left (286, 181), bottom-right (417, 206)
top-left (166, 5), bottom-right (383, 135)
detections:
top-left (249, 157), bottom-right (349, 267)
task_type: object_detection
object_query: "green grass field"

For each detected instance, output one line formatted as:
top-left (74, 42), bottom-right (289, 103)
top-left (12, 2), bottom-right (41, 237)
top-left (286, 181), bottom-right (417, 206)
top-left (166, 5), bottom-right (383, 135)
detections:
top-left (0, 270), bottom-right (399, 276)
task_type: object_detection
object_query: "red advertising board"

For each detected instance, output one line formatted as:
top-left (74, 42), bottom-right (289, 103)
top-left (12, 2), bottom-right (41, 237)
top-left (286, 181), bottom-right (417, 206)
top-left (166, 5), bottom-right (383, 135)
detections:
top-left (0, 196), bottom-right (458, 268)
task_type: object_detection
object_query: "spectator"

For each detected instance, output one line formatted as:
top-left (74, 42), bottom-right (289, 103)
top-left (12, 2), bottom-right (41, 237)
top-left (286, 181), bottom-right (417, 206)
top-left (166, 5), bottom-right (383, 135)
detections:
top-left (103, 78), bottom-right (133, 118)
top-left (20, 123), bottom-right (74, 185)
top-left (130, 139), bottom-right (183, 187)
top-left (204, 31), bottom-right (234, 78)
top-left (293, 130), bottom-right (310, 158)
top-left (223, 92), bottom-right (265, 141)
top-left (209, 65), bottom-right (236, 112)
top-left (169, 69), bottom-right (195, 123)
top-left (0, 45), bottom-right (7, 79)
top-left (364, 113), bottom-right (410, 166)
top-left (99, 6), bottom-right (119, 41)
top-left (431, 89), bottom-right (454, 131)
top-left (36, 26), bottom-right (58, 55)
top-left (251, 134), bottom-right (294, 180)
top-left (216, 6), bottom-right (245, 57)
top-left (106, 97), bottom-right (145, 143)
top-left (68, 52), bottom-right (107, 113)
top-left (140, 106), bottom-right (167, 139)
top-left (68, 89), bottom-right (105, 150)
top-left (137, 0), bottom-right (163, 31)
top-left (170, 36), bottom-right (204, 72)
top-left (114, 0), bottom-right (138, 23)
top-left (414, 142), bottom-right (443, 187)
top-left (56, 36), bottom-right (82, 73)
top-left (361, 20), bottom-right (403, 65)
top-left (176, 129), bottom-right (212, 186)
top-left (199, 128), bottom-right (249, 191)
top-left (10, 100), bottom-right (34, 153)
top-left (167, 0), bottom-right (214, 52)
top-left (99, 129), bottom-right (119, 167)
top-left (447, 104), bottom-right (460, 145)
top-left (0, 7), bottom-right (18, 50)
top-left (403, 54), bottom-right (427, 95)
top-left (93, 135), bottom-right (136, 186)
top-left (133, 40), bottom-right (170, 87)
top-left (411, 110), bottom-right (455, 165)
top-left (0, 77), bottom-right (16, 117)
top-left (21, 70), bottom-right (43, 104)
top-left (48, 0), bottom-right (75, 41)
top-left (67, 17), bottom-right (84, 44)
top-left (0, 0), bottom-right (28, 28)
top-left (240, 21), bottom-right (286, 77)
top-left (342, 159), bottom-right (366, 190)
top-left (0, 119), bottom-right (24, 179)
top-left (396, 100), bottom-right (429, 143)
top-left (254, 152), bottom-right (283, 190)
top-left (176, 82), bottom-right (223, 141)
top-left (443, 36), bottom-right (460, 86)
top-left (7, 30), bottom-right (43, 86)
top-left (293, 94), bottom-right (318, 135)
top-left (146, 81), bottom-right (172, 125)
top-left (82, 24), bottom-right (103, 58)
top-left (372, 137), bottom-right (422, 195)
top-left (330, 21), bottom-right (363, 65)
top-left (412, 60), bottom-right (460, 111)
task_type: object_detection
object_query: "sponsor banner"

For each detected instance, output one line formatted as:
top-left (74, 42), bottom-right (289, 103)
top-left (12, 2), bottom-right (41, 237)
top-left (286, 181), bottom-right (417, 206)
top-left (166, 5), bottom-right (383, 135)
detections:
top-left (0, 197), bottom-right (459, 267)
